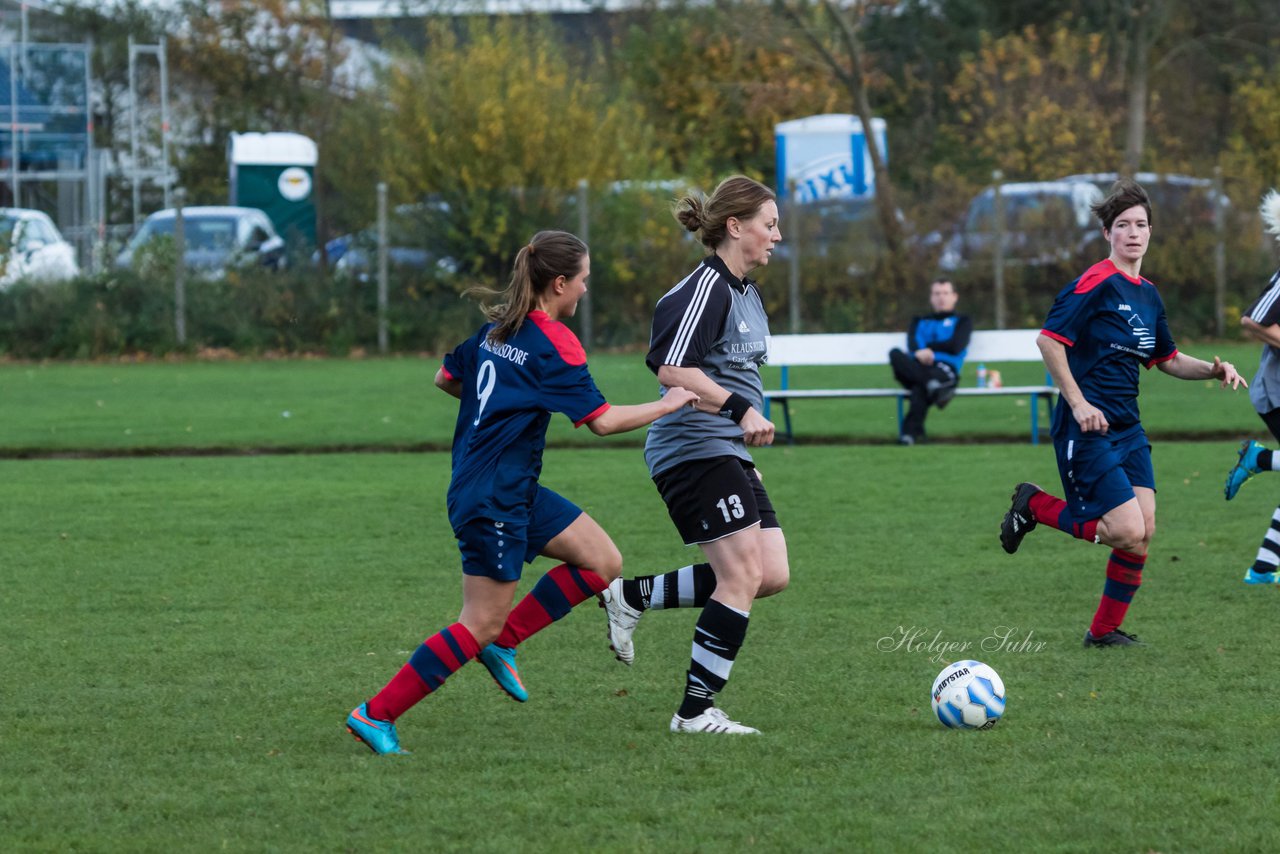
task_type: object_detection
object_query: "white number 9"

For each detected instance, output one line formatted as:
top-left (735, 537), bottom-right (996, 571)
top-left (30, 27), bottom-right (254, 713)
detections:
top-left (474, 360), bottom-right (497, 426)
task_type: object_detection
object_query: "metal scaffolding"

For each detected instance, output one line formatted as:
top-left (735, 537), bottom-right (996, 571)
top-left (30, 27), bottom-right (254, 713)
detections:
top-left (128, 35), bottom-right (172, 225)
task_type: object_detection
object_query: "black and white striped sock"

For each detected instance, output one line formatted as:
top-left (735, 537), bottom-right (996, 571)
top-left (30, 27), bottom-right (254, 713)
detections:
top-left (622, 563), bottom-right (715, 611)
top-left (677, 598), bottom-right (749, 719)
top-left (1251, 505), bottom-right (1280, 574)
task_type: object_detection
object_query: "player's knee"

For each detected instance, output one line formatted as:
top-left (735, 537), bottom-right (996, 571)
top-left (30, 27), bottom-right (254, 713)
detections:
top-left (757, 560), bottom-right (790, 597)
top-left (591, 541), bottom-right (623, 582)
top-left (1112, 520), bottom-right (1147, 552)
top-left (717, 559), bottom-right (764, 600)
top-left (462, 616), bottom-right (505, 648)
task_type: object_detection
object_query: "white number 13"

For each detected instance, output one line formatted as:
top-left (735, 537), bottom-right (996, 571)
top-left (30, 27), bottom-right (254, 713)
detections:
top-left (716, 494), bottom-right (745, 522)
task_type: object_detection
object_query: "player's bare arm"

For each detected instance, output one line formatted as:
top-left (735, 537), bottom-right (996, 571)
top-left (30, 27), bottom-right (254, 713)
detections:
top-left (586, 387), bottom-right (699, 436)
top-left (1037, 333), bottom-right (1108, 434)
top-left (1155, 352), bottom-right (1246, 389)
top-left (434, 368), bottom-right (463, 399)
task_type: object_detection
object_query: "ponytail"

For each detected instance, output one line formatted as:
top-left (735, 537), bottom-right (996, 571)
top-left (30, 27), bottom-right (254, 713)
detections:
top-left (468, 230), bottom-right (588, 343)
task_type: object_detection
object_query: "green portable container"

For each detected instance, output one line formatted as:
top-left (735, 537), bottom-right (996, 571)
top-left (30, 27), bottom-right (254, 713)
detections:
top-left (228, 132), bottom-right (317, 245)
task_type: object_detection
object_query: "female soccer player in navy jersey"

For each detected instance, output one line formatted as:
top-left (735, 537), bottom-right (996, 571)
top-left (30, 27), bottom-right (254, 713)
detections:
top-left (598, 175), bottom-right (790, 735)
top-left (999, 179), bottom-right (1245, 647)
top-left (1224, 189), bottom-right (1280, 584)
top-left (345, 230), bottom-right (696, 754)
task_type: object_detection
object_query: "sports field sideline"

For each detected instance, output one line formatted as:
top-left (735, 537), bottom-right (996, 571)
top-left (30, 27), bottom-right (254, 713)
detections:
top-left (0, 343), bottom-right (1265, 454)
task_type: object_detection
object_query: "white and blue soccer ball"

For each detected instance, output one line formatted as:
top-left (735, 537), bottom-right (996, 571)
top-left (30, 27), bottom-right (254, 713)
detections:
top-left (931, 660), bottom-right (1006, 730)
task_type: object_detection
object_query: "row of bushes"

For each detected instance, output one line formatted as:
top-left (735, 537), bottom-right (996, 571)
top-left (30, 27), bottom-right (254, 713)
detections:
top-left (2, 216), bottom-right (1275, 360)
top-left (0, 266), bottom-right (491, 360)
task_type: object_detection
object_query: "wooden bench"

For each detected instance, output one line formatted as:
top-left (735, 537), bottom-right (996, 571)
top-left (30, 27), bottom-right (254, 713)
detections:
top-left (763, 329), bottom-right (1058, 444)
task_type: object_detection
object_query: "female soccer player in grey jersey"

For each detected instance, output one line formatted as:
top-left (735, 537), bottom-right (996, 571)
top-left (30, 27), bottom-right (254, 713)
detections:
top-left (601, 175), bottom-right (791, 734)
top-left (1225, 189), bottom-right (1280, 584)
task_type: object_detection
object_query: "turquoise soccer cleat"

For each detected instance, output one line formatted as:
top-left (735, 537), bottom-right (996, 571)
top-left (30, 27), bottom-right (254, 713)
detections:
top-left (346, 703), bottom-right (407, 755)
top-left (1225, 440), bottom-right (1266, 500)
top-left (478, 644), bottom-right (528, 702)
top-left (1243, 567), bottom-right (1280, 585)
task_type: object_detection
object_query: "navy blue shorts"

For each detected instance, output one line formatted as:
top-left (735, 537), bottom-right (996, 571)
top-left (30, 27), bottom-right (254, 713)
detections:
top-left (455, 486), bottom-right (582, 581)
top-left (1053, 422), bottom-right (1154, 520)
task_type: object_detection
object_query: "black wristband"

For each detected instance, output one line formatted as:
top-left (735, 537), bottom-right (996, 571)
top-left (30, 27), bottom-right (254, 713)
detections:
top-left (719, 392), bottom-right (752, 423)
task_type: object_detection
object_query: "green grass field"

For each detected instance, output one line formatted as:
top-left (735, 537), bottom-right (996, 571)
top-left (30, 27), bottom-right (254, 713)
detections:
top-left (4, 439), bottom-right (1280, 851)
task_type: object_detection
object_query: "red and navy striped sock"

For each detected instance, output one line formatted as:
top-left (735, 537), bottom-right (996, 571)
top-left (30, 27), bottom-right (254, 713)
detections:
top-left (366, 622), bottom-right (479, 722)
top-left (495, 563), bottom-right (608, 648)
top-left (1029, 490), bottom-right (1100, 543)
top-left (1088, 549), bottom-right (1146, 638)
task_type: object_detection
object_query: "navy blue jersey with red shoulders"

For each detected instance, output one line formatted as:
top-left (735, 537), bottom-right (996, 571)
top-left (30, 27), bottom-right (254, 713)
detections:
top-left (441, 310), bottom-right (609, 529)
top-left (1041, 259), bottom-right (1177, 433)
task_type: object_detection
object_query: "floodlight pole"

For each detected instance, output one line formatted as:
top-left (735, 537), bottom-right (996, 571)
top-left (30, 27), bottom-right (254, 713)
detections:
top-left (377, 181), bottom-right (388, 354)
top-left (158, 36), bottom-right (171, 210)
top-left (174, 189), bottom-right (186, 347)
top-left (788, 180), bottom-right (801, 334)
top-left (1213, 166), bottom-right (1226, 338)
top-left (85, 37), bottom-right (97, 272)
top-left (8, 43), bottom-right (19, 205)
top-left (993, 170), bottom-right (1007, 330)
top-left (128, 36), bottom-right (140, 224)
top-left (577, 178), bottom-right (592, 350)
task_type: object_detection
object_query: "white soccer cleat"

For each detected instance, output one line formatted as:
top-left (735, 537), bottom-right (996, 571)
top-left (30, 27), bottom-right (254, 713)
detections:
top-left (600, 577), bottom-right (642, 666)
top-left (670, 706), bottom-right (760, 735)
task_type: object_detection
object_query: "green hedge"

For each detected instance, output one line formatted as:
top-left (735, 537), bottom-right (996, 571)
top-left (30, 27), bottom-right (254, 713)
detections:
top-left (0, 264), bottom-right (490, 359)
top-left (4, 210), bottom-right (1268, 360)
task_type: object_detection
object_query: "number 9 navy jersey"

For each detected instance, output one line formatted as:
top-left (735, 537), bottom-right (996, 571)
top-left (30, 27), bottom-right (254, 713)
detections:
top-left (441, 310), bottom-right (609, 530)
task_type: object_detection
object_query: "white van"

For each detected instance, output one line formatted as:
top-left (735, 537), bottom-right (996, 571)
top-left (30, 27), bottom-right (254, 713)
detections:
top-left (1057, 172), bottom-right (1228, 226)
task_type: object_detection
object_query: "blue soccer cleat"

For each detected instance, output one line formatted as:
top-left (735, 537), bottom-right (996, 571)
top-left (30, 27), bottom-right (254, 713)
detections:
top-left (346, 703), bottom-right (408, 755)
top-left (478, 644), bottom-right (528, 702)
top-left (1225, 440), bottom-right (1266, 500)
top-left (1243, 567), bottom-right (1280, 585)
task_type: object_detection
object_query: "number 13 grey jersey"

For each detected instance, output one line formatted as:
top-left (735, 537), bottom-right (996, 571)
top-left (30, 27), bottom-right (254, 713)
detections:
top-left (644, 253), bottom-right (771, 477)
top-left (1247, 267), bottom-right (1280, 414)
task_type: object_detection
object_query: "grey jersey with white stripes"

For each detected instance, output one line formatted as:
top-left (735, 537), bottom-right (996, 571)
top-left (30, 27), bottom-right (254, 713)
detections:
top-left (643, 255), bottom-right (771, 477)
top-left (1247, 268), bottom-right (1280, 414)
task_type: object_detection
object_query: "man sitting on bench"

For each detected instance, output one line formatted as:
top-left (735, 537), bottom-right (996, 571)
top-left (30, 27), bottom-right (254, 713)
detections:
top-left (888, 278), bottom-right (973, 445)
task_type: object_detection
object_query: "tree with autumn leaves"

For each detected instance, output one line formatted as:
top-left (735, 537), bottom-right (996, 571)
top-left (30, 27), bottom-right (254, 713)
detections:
top-left (58, 0), bottom-right (1280, 336)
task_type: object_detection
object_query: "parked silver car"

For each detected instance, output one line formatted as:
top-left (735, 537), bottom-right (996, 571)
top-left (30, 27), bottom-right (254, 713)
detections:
top-left (0, 207), bottom-right (80, 289)
top-left (938, 181), bottom-right (1105, 272)
top-left (116, 206), bottom-right (286, 275)
top-left (1056, 172), bottom-right (1229, 226)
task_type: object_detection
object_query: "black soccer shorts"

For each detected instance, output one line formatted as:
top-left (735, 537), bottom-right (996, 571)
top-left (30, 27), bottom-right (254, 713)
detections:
top-left (653, 455), bottom-right (779, 545)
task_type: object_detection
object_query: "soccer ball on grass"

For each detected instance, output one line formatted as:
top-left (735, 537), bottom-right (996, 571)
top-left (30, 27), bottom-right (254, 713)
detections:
top-left (931, 660), bottom-right (1005, 730)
